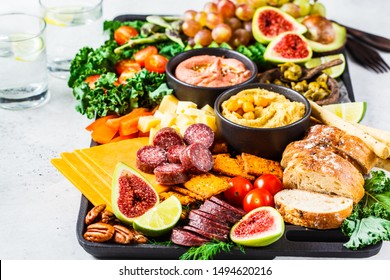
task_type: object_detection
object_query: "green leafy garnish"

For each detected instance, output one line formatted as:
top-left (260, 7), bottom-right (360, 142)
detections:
top-left (180, 240), bottom-right (243, 260)
top-left (236, 42), bottom-right (271, 70)
top-left (341, 170), bottom-right (390, 250)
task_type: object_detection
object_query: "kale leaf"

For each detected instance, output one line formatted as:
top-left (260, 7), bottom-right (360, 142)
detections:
top-left (341, 170), bottom-right (390, 250)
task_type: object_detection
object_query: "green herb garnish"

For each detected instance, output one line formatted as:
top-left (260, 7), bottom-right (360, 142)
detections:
top-left (341, 170), bottom-right (390, 250)
top-left (180, 240), bottom-right (243, 260)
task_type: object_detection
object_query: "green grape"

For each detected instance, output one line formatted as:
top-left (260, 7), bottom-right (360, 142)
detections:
top-left (294, 0), bottom-right (311, 17)
top-left (310, 2), bottom-right (326, 17)
top-left (280, 3), bottom-right (301, 18)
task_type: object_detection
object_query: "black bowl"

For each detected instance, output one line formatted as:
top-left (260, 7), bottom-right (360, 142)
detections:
top-left (214, 83), bottom-right (311, 160)
top-left (166, 48), bottom-right (258, 108)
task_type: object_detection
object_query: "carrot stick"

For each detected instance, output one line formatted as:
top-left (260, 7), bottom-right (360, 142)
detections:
top-left (106, 108), bottom-right (150, 130)
top-left (109, 133), bottom-right (138, 143)
top-left (119, 111), bottom-right (153, 136)
top-left (91, 122), bottom-right (118, 144)
top-left (85, 115), bottom-right (116, 132)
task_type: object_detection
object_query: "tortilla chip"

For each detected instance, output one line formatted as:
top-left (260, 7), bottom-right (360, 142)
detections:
top-left (183, 173), bottom-right (231, 199)
top-left (241, 153), bottom-right (283, 180)
top-left (212, 153), bottom-right (255, 181)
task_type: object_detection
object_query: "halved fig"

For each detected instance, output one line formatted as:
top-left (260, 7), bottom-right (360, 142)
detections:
top-left (230, 206), bottom-right (284, 247)
top-left (264, 31), bottom-right (313, 64)
top-left (111, 162), bottom-right (159, 225)
top-left (252, 6), bottom-right (307, 44)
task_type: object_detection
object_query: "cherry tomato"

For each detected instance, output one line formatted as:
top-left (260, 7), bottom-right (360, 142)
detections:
top-left (254, 174), bottom-right (283, 196)
top-left (223, 176), bottom-right (253, 207)
top-left (114, 25), bottom-right (139, 45)
top-left (115, 59), bottom-right (141, 75)
top-left (133, 46), bottom-right (158, 67)
top-left (144, 54), bottom-right (168, 74)
top-left (243, 188), bottom-right (274, 213)
top-left (118, 68), bottom-right (140, 84)
top-left (85, 74), bottom-right (101, 89)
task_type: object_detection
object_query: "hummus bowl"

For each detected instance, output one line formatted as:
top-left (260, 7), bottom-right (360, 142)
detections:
top-left (166, 48), bottom-right (258, 108)
top-left (215, 83), bottom-right (311, 160)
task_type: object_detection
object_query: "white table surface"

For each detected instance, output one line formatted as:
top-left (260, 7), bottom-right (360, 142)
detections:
top-left (1, 0), bottom-right (389, 260)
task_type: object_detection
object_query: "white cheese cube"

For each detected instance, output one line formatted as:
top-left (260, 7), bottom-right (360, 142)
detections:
top-left (153, 109), bottom-right (164, 119)
top-left (137, 116), bottom-right (161, 133)
top-left (160, 112), bottom-right (177, 127)
top-left (196, 114), bottom-right (217, 132)
top-left (158, 95), bottom-right (179, 114)
top-left (200, 104), bottom-right (216, 116)
top-left (183, 108), bottom-right (206, 117)
top-left (175, 101), bottom-right (197, 114)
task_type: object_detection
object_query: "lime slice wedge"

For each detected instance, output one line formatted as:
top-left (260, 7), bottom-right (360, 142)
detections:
top-left (323, 102), bottom-right (367, 123)
top-left (132, 195), bottom-right (182, 237)
top-left (304, 53), bottom-right (346, 78)
top-left (9, 33), bottom-right (44, 62)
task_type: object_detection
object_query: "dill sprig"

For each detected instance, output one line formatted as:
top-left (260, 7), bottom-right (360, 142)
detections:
top-left (180, 240), bottom-right (243, 260)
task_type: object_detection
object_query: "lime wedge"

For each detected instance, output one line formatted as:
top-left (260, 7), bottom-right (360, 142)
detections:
top-left (323, 102), bottom-right (367, 123)
top-left (132, 195), bottom-right (182, 237)
top-left (9, 33), bottom-right (44, 62)
top-left (304, 53), bottom-right (346, 78)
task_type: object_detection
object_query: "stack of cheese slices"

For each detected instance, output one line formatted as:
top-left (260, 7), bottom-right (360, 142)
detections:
top-left (275, 124), bottom-right (377, 229)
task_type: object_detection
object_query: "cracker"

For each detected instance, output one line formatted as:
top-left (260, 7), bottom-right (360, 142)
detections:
top-left (171, 186), bottom-right (205, 201)
top-left (159, 191), bottom-right (198, 205)
top-left (212, 153), bottom-right (255, 181)
top-left (241, 153), bottom-right (283, 180)
top-left (183, 173), bottom-right (231, 199)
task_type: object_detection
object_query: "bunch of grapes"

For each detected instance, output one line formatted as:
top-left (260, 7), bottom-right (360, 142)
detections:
top-left (182, 0), bottom-right (262, 48)
top-left (181, 0), bottom-right (326, 49)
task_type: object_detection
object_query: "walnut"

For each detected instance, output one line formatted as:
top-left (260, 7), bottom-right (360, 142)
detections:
top-left (85, 204), bottom-right (106, 225)
top-left (84, 222), bottom-right (114, 242)
top-left (113, 225), bottom-right (134, 244)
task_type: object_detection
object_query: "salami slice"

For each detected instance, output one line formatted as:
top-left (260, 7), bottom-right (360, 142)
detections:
top-left (167, 145), bottom-right (186, 164)
top-left (183, 123), bottom-right (215, 148)
top-left (136, 145), bottom-right (167, 174)
top-left (180, 143), bottom-right (214, 174)
top-left (210, 196), bottom-right (246, 217)
top-left (153, 127), bottom-right (184, 151)
top-left (199, 201), bottom-right (240, 225)
top-left (183, 225), bottom-right (228, 242)
top-left (170, 228), bottom-right (209, 247)
top-left (154, 163), bottom-right (189, 185)
top-left (191, 210), bottom-right (230, 227)
top-left (188, 219), bottom-right (230, 237)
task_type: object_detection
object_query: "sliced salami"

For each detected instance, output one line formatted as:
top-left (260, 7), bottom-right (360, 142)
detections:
top-left (188, 219), bottom-right (230, 237)
top-left (136, 145), bottom-right (167, 174)
top-left (154, 163), bottom-right (189, 185)
top-left (210, 196), bottom-right (246, 217)
top-left (183, 123), bottom-right (215, 148)
top-left (167, 145), bottom-right (186, 164)
top-left (153, 127), bottom-right (184, 151)
top-left (188, 210), bottom-right (230, 230)
top-left (199, 201), bottom-right (240, 225)
top-left (170, 228), bottom-right (209, 247)
top-left (180, 143), bottom-right (214, 174)
top-left (183, 225), bottom-right (228, 242)
top-left (191, 210), bottom-right (230, 227)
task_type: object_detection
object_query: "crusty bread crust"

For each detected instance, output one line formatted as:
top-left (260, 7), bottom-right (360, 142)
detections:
top-left (274, 189), bottom-right (353, 229)
top-left (283, 149), bottom-right (364, 204)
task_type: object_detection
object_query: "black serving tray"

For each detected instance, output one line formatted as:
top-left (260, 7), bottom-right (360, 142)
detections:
top-left (75, 14), bottom-right (381, 259)
top-left (77, 195), bottom-right (382, 259)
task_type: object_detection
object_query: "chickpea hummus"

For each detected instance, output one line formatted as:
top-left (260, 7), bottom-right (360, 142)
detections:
top-left (175, 55), bottom-right (251, 87)
top-left (221, 88), bottom-right (305, 128)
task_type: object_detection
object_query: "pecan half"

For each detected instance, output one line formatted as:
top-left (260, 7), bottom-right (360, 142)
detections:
top-left (84, 222), bottom-right (114, 242)
top-left (85, 204), bottom-right (106, 225)
top-left (113, 225), bottom-right (134, 244)
top-left (130, 228), bottom-right (149, 244)
top-left (101, 210), bottom-right (115, 224)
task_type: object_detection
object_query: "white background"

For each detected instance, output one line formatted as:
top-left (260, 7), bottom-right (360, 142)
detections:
top-left (0, 0), bottom-right (389, 266)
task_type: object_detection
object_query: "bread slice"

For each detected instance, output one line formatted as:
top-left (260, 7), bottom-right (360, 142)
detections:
top-left (274, 189), bottom-right (353, 229)
top-left (283, 149), bottom-right (364, 204)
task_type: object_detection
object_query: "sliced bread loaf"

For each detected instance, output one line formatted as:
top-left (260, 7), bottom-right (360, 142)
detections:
top-left (282, 149), bottom-right (365, 204)
top-left (274, 189), bottom-right (354, 229)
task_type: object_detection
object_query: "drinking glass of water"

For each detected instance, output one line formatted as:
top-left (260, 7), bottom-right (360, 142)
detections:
top-left (39, 0), bottom-right (104, 79)
top-left (0, 13), bottom-right (49, 110)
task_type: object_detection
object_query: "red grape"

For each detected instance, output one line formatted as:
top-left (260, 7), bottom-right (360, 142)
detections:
top-left (182, 19), bottom-right (202, 37)
top-left (217, 0), bottom-right (236, 19)
top-left (206, 12), bottom-right (224, 29)
top-left (235, 4), bottom-right (254, 21)
top-left (212, 23), bottom-right (233, 44)
top-left (194, 29), bottom-right (213, 46)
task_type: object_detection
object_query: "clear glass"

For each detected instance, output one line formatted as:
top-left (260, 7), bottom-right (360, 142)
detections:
top-left (39, 0), bottom-right (104, 79)
top-left (0, 13), bottom-right (49, 110)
